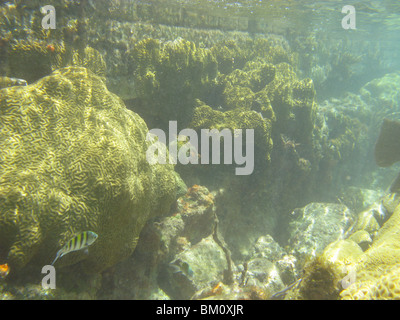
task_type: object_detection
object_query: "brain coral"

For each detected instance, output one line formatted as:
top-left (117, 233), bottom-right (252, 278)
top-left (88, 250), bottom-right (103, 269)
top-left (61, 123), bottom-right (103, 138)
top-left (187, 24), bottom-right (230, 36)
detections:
top-left (0, 67), bottom-right (177, 274)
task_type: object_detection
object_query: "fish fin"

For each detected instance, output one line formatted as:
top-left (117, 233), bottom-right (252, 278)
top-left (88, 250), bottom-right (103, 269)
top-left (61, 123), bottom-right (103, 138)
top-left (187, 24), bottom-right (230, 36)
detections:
top-left (169, 263), bottom-right (181, 274)
top-left (51, 250), bottom-right (63, 266)
top-left (51, 254), bottom-right (59, 266)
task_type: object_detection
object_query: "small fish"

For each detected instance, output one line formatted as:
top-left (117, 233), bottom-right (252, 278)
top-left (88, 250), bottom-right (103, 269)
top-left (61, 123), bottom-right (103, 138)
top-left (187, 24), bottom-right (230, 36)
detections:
top-left (51, 231), bottom-right (98, 266)
top-left (0, 76), bottom-right (28, 89)
top-left (169, 260), bottom-right (194, 277)
top-left (0, 263), bottom-right (10, 279)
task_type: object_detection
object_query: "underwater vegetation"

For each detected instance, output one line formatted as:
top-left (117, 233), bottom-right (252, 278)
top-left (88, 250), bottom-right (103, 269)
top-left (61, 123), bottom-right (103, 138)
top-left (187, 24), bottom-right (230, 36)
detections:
top-left (0, 0), bottom-right (400, 300)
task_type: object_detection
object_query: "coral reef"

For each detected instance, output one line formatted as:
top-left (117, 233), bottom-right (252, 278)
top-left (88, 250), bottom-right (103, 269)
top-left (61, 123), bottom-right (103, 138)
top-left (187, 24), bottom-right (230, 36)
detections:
top-left (305, 195), bottom-right (400, 300)
top-left (190, 102), bottom-right (273, 165)
top-left (126, 37), bottom-right (217, 128)
top-left (296, 256), bottom-right (341, 300)
top-left (2, 0), bottom-right (400, 301)
top-left (292, 32), bottom-right (391, 101)
top-left (0, 67), bottom-right (177, 275)
top-left (6, 38), bottom-right (106, 85)
top-left (338, 201), bottom-right (400, 299)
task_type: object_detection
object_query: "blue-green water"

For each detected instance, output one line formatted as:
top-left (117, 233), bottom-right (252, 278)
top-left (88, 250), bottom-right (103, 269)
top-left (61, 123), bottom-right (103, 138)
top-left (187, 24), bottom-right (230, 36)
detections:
top-left (1, 0), bottom-right (400, 300)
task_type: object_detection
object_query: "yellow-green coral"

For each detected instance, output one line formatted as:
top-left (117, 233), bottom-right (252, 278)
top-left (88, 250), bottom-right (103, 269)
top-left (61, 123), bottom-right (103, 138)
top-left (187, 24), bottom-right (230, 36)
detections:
top-left (7, 39), bottom-right (105, 85)
top-left (7, 39), bottom-right (57, 83)
top-left (128, 37), bottom-right (217, 128)
top-left (72, 46), bottom-right (106, 82)
top-left (318, 201), bottom-right (400, 299)
top-left (341, 264), bottom-right (400, 300)
top-left (0, 67), bottom-right (177, 274)
top-left (296, 255), bottom-right (341, 300)
top-left (190, 103), bottom-right (273, 163)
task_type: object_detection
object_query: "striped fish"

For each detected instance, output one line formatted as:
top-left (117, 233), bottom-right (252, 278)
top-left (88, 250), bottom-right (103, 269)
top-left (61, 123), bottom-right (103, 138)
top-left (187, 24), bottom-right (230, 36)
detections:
top-left (51, 231), bottom-right (98, 266)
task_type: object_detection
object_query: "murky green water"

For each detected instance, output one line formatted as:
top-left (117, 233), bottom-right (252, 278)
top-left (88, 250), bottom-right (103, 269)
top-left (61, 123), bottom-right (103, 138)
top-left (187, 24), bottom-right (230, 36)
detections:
top-left (1, 0), bottom-right (400, 301)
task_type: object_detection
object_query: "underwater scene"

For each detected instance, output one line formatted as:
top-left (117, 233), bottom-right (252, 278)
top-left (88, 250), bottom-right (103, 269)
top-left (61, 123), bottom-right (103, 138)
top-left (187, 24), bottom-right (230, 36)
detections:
top-left (1, 0), bottom-right (400, 301)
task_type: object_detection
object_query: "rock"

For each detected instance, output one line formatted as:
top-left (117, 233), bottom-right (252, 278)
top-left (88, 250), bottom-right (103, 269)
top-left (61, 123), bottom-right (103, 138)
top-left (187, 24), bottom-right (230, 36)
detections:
top-left (382, 193), bottom-right (400, 216)
top-left (237, 234), bottom-right (298, 299)
top-left (288, 202), bottom-right (355, 268)
top-left (244, 258), bottom-right (284, 295)
top-left (337, 187), bottom-right (384, 214)
top-left (103, 184), bottom-right (226, 300)
top-left (160, 235), bottom-right (228, 299)
top-left (250, 235), bottom-right (286, 261)
top-left (348, 230), bottom-right (373, 251)
top-left (249, 234), bottom-right (298, 284)
top-left (348, 203), bottom-right (383, 238)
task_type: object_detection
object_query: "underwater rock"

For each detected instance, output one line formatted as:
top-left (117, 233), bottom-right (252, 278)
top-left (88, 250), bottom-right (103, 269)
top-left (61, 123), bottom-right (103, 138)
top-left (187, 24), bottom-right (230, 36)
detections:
top-left (0, 67), bottom-right (177, 274)
top-left (235, 235), bottom-right (298, 299)
top-left (161, 235), bottom-right (228, 299)
top-left (337, 187), bottom-right (385, 215)
top-left (288, 202), bottom-right (355, 268)
top-left (103, 184), bottom-right (227, 299)
top-left (381, 193), bottom-right (400, 215)
top-left (250, 235), bottom-right (286, 261)
top-left (243, 258), bottom-right (284, 295)
top-left (361, 72), bottom-right (400, 112)
top-left (158, 185), bottom-right (217, 253)
top-left (348, 230), bottom-right (373, 251)
top-left (346, 195), bottom-right (395, 241)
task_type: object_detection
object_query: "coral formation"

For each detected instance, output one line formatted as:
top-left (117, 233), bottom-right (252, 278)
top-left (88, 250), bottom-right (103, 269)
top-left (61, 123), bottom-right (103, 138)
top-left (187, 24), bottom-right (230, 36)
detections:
top-left (321, 201), bottom-right (400, 299)
top-left (1, 0), bottom-right (399, 301)
top-left (296, 256), bottom-right (341, 300)
top-left (190, 102), bottom-right (273, 164)
top-left (7, 38), bottom-right (106, 85)
top-left (127, 37), bottom-right (217, 128)
top-left (341, 264), bottom-right (400, 300)
top-left (0, 67), bottom-right (177, 274)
